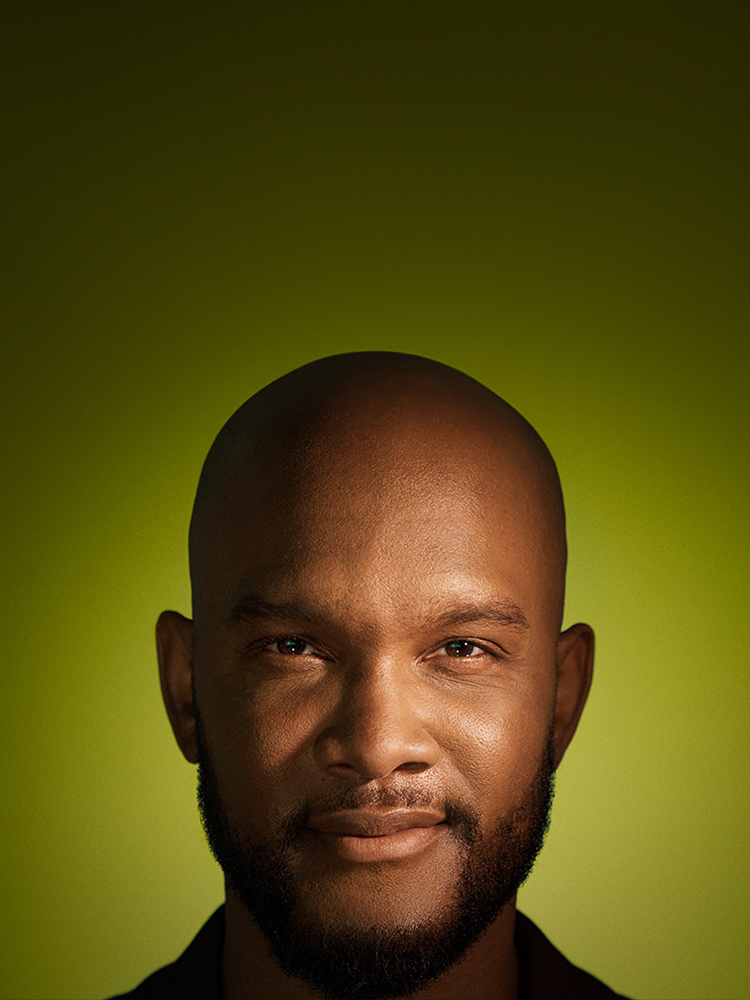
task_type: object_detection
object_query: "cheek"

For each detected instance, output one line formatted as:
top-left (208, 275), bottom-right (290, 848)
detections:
top-left (198, 672), bottom-right (327, 815)
top-left (437, 670), bottom-right (556, 811)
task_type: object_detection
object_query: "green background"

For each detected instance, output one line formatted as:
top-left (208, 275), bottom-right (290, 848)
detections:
top-left (2, 4), bottom-right (747, 999)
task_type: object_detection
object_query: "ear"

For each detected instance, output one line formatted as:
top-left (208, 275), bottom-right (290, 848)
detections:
top-left (552, 622), bottom-right (595, 769)
top-left (156, 610), bottom-right (198, 764)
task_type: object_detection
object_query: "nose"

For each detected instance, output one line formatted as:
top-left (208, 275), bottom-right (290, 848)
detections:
top-left (313, 657), bottom-right (441, 781)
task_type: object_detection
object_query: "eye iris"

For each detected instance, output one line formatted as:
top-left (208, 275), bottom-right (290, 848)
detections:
top-left (445, 640), bottom-right (475, 657)
top-left (278, 637), bottom-right (307, 655)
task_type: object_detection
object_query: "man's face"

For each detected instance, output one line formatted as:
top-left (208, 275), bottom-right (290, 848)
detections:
top-left (185, 416), bottom-right (568, 997)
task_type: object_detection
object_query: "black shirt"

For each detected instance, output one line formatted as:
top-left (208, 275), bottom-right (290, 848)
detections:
top-left (107, 907), bottom-right (630, 999)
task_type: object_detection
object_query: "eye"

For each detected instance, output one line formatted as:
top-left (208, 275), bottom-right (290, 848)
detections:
top-left (268, 636), bottom-right (313, 656)
top-left (441, 640), bottom-right (482, 658)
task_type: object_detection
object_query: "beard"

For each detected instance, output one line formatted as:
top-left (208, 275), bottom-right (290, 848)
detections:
top-left (196, 711), bottom-right (555, 1000)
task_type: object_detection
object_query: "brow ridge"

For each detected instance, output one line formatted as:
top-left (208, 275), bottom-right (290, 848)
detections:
top-left (227, 594), bottom-right (528, 632)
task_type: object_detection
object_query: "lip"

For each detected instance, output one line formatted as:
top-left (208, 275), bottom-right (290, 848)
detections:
top-left (306, 808), bottom-right (447, 862)
top-left (308, 808), bottom-right (445, 837)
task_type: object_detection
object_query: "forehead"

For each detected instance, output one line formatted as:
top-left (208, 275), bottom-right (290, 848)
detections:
top-left (194, 408), bottom-right (564, 633)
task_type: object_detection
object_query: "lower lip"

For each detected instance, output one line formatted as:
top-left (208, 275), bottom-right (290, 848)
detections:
top-left (309, 824), bottom-right (446, 862)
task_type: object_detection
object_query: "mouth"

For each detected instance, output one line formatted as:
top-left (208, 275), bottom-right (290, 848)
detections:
top-left (305, 808), bottom-right (448, 862)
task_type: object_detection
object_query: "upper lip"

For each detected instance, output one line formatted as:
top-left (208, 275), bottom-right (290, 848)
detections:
top-left (307, 808), bottom-right (445, 837)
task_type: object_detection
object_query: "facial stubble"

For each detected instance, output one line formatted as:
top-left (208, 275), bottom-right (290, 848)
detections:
top-left (195, 710), bottom-right (555, 1000)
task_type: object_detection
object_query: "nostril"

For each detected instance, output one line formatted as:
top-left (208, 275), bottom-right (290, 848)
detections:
top-left (398, 761), bottom-right (432, 774)
top-left (324, 761), bottom-right (362, 779)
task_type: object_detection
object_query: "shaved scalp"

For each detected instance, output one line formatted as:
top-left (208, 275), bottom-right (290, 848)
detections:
top-left (189, 352), bottom-right (567, 626)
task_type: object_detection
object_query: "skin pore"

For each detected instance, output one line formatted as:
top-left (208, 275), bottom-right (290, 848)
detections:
top-left (157, 352), bottom-right (594, 1000)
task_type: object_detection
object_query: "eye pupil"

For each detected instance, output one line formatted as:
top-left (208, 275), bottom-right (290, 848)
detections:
top-left (445, 640), bottom-right (475, 657)
top-left (278, 637), bottom-right (307, 655)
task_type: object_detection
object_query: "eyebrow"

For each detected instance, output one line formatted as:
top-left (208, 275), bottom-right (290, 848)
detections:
top-left (423, 601), bottom-right (529, 632)
top-left (228, 596), bottom-right (322, 627)
top-left (227, 595), bottom-right (529, 632)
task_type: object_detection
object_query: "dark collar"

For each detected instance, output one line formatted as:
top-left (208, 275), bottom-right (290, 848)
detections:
top-left (106, 907), bottom-right (224, 999)
top-left (515, 911), bottom-right (630, 1000)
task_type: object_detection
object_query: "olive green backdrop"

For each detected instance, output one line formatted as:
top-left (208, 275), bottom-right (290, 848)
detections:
top-left (2, 4), bottom-right (747, 999)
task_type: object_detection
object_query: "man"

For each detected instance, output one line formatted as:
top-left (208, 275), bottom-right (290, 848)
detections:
top-left (110, 352), bottom-right (630, 999)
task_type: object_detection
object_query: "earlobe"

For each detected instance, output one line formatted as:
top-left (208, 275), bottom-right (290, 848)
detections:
top-left (156, 610), bottom-right (198, 764)
top-left (552, 623), bottom-right (595, 769)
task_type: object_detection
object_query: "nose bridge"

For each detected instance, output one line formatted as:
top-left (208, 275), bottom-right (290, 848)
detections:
top-left (314, 651), bottom-right (441, 781)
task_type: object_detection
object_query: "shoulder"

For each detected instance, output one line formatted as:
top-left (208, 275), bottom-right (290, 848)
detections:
top-left (105, 907), bottom-right (225, 1000)
top-left (516, 911), bottom-right (632, 1000)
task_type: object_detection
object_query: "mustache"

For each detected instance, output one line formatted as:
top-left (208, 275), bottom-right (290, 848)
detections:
top-left (280, 785), bottom-right (482, 848)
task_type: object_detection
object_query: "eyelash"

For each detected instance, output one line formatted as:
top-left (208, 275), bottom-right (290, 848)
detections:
top-left (244, 635), bottom-right (500, 664)
top-left (242, 635), bottom-right (320, 658)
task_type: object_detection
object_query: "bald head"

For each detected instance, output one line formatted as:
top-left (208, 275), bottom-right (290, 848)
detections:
top-left (188, 352), bottom-right (567, 630)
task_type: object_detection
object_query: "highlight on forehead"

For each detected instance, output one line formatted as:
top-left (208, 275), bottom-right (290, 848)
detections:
top-left (189, 352), bottom-right (567, 606)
